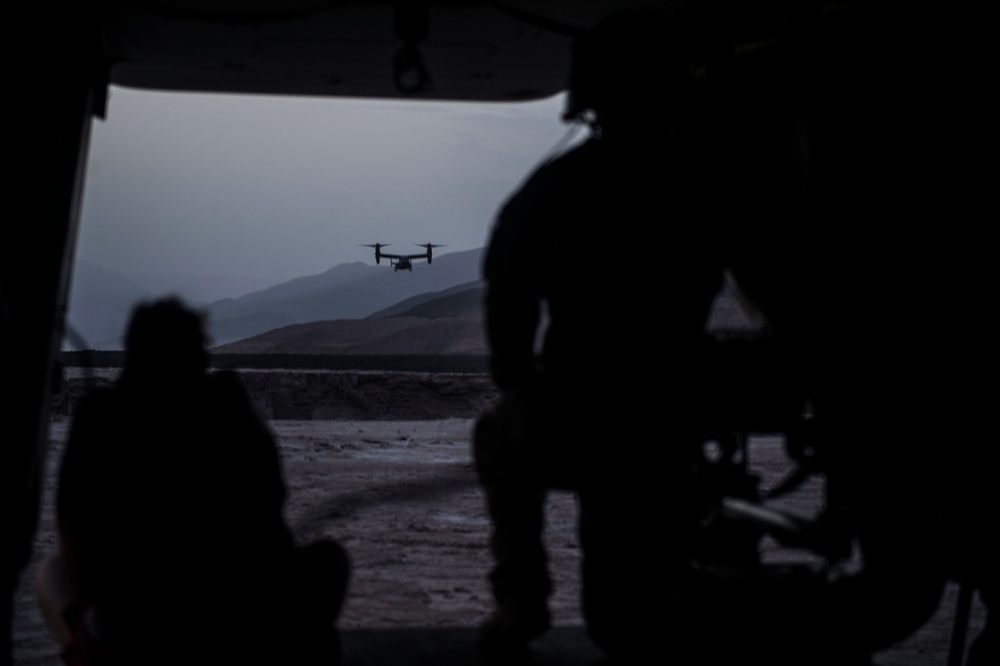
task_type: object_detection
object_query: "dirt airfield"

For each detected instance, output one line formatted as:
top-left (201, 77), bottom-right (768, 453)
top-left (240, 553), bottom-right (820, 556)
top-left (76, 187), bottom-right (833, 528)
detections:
top-left (12, 369), bottom-right (987, 665)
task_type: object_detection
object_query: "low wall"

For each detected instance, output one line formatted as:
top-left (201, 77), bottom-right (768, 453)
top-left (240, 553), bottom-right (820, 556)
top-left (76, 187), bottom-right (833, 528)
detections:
top-left (51, 367), bottom-right (499, 421)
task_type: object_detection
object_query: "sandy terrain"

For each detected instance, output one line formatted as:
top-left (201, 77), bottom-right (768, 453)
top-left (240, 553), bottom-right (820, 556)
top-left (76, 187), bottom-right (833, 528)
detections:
top-left (12, 370), bottom-right (988, 665)
top-left (12, 417), bottom-right (579, 665)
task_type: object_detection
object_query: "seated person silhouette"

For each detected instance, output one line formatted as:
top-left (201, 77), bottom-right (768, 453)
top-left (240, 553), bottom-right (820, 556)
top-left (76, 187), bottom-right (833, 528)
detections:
top-left (37, 298), bottom-right (349, 665)
top-left (473, 9), bottom-right (725, 659)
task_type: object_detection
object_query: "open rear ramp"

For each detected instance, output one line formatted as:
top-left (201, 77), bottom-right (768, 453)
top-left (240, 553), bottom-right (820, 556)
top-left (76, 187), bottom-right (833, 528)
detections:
top-left (342, 626), bottom-right (604, 666)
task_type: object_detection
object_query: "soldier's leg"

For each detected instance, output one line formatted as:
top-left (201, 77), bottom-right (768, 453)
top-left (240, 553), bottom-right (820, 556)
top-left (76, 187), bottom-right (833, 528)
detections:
top-left (578, 485), bottom-right (621, 653)
top-left (36, 550), bottom-right (77, 648)
top-left (473, 397), bottom-right (552, 651)
top-left (577, 420), bottom-right (698, 659)
top-left (578, 482), bottom-right (677, 657)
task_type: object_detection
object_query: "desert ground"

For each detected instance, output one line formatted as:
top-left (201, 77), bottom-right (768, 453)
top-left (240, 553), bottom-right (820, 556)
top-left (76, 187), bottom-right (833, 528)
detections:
top-left (12, 368), bottom-right (987, 665)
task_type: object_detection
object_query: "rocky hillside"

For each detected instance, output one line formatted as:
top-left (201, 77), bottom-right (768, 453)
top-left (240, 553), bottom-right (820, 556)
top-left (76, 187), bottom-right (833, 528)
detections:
top-left (212, 277), bottom-right (759, 356)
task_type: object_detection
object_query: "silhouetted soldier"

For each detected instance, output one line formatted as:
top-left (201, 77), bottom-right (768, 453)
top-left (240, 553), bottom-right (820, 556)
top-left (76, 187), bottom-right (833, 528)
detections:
top-left (37, 298), bottom-right (349, 665)
top-left (473, 9), bottom-right (726, 659)
top-left (673, 3), bottom-right (991, 664)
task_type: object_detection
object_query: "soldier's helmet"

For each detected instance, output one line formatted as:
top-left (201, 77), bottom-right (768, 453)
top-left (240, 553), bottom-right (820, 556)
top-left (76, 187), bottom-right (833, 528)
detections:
top-left (563, 9), bottom-right (694, 130)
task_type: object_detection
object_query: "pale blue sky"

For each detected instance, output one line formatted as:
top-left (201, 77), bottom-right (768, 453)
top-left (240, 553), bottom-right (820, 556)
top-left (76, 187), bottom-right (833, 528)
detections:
top-left (75, 85), bottom-right (584, 303)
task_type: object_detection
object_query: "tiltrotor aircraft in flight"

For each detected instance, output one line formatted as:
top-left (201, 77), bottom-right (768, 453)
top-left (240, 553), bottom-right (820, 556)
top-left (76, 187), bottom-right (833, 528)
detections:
top-left (362, 243), bottom-right (444, 271)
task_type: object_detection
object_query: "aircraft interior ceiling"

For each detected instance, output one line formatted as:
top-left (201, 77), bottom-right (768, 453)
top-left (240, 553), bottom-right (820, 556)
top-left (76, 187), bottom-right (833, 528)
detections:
top-left (97, 0), bottom-right (659, 101)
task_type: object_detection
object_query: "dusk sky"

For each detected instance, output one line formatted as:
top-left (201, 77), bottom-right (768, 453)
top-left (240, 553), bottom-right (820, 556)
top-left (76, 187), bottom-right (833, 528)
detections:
top-left (73, 85), bottom-right (585, 304)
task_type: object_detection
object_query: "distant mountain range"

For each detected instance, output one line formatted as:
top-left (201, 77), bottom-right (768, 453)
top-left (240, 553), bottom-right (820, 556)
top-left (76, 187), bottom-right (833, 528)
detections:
top-left (205, 248), bottom-right (484, 345)
top-left (65, 249), bottom-right (486, 350)
top-left (215, 279), bottom-right (759, 357)
top-left (66, 246), bottom-right (759, 354)
top-left (65, 259), bottom-right (152, 349)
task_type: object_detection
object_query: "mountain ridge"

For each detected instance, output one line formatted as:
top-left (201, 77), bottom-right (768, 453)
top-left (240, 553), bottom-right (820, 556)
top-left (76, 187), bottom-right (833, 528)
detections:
top-left (66, 248), bottom-right (485, 349)
top-left (68, 247), bottom-right (759, 355)
top-left (204, 248), bottom-right (483, 343)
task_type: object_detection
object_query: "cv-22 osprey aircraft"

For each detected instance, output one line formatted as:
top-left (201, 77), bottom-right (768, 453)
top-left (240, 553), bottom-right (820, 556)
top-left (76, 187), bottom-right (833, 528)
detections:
top-left (362, 243), bottom-right (444, 271)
